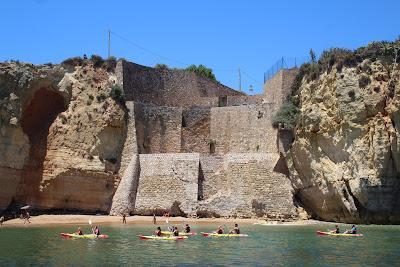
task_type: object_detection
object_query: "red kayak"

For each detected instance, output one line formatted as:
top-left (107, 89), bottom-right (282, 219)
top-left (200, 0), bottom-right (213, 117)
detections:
top-left (316, 231), bottom-right (363, 237)
top-left (60, 233), bottom-right (109, 239)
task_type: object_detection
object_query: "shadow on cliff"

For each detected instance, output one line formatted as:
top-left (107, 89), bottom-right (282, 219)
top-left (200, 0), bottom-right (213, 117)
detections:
top-left (16, 87), bottom-right (67, 208)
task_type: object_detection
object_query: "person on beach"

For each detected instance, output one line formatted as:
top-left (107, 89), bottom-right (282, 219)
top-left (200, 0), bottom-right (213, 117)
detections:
top-left (330, 225), bottom-right (340, 234)
top-left (184, 224), bottom-right (191, 233)
top-left (154, 226), bottom-right (162, 236)
top-left (76, 227), bottom-right (83, 235)
top-left (344, 225), bottom-right (357, 234)
top-left (215, 225), bottom-right (224, 234)
top-left (153, 214), bottom-right (156, 225)
top-left (24, 211), bottom-right (31, 224)
top-left (92, 226), bottom-right (100, 237)
top-left (122, 214), bottom-right (126, 224)
top-left (229, 223), bottom-right (240, 234)
top-left (0, 216), bottom-right (4, 226)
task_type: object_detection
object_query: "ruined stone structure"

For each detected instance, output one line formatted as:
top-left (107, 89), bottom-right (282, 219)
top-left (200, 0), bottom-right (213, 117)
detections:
top-left (109, 61), bottom-right (300, 219)
top-left (0, 59), bottom-right (300, 220)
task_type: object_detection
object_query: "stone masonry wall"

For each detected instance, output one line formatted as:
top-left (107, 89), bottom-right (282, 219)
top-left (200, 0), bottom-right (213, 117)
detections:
top-left (181, 108), bottom-right (211, 154)
top-left (210, 103), bottom-right (278, 154)
top-left (134, 103), bottom-right (182, 154)
top-left (135, 153), bottom-right (199, 215)
top-left (198, 153), bottom-right (298, 219)
top-left (226, 95), bottom-right (264, 106)
top-left (120, 60), bottom-right (243, 107)
top-left (263, 68), bottom-right (298, 105)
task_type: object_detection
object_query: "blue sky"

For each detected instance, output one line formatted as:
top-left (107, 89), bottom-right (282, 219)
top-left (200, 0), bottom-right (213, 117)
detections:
top-left (1, 0), bottom-right (399, 94)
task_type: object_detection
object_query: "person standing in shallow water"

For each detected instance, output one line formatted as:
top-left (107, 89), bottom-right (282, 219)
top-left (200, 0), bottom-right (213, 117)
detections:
top-left (0, 216), bottom-right (4, 226)
top-left (153, 214), bottom-right (156, 225)
top-left (122, 213), bottom-right (126, 224)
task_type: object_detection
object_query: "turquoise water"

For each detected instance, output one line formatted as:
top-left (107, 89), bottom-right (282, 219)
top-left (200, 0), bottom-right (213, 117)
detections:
top-left (0, 224), bottom-right (399, 266)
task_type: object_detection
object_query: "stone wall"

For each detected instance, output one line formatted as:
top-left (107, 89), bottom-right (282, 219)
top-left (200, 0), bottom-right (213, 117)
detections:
top-left (226, 95), bottom-right (264, 106)
top-left (135, 153), bottom-right (199, 215)
top-left (264, 68), bottom-right (298, 105)
top-left (120, 61), bottom-right (243, 107)
top-left (134, 103), bottom-right (182, 153)
top-left (181, 108), bottom-right (211, 154)
top-left (198, 153), bottom-right (298, 219)
top-left (210, 103), bottom-right (278, 154)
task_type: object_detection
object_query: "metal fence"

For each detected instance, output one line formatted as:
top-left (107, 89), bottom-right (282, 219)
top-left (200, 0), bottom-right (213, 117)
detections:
top-left (264, 56), bottom-right (310, 83)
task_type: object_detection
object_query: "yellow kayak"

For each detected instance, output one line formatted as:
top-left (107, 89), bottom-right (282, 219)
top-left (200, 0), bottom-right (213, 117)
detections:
top-left (160, 231), bottom-right (197, 236)
top-left (317, 231), bottom-right (363, 237)
top-left (139, 235), bottom-right (188, 240)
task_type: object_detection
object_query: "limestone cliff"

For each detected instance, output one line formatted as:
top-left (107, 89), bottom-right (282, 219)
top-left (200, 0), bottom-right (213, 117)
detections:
top-left (287, 43), bottom-right (400, 223)
top-left (0, 60), bottom-right (126, 213)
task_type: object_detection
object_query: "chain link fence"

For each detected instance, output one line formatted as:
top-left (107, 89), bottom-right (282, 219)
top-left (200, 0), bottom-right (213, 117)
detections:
top-left (264, 56), bottom-right (310, 83)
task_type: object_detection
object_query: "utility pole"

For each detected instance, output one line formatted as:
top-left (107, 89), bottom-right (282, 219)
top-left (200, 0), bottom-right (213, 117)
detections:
top-left (108, 30), bottom-right (111, 58)
top-left (238, 68), bottom-right (242, 92)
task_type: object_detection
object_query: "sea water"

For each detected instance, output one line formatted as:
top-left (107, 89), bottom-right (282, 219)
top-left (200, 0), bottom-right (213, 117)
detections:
top-left (0, 224), bottom-right (399, 266)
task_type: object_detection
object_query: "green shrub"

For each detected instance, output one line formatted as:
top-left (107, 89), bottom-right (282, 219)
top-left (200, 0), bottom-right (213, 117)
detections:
top-left (110, 84), bottom-right (125, 104)
top-left (272, 102), bottom-right (299, 129)
top-left (61, 57), bottom-right (83, 66)
top-left (186, 64), bottom-right (217, 81)
top-left (154, 63), bottom-right (169, 69)
top-left (105, 56), bottom-right (117, 72)
top-left (91, 55), bottom-right (105, 68)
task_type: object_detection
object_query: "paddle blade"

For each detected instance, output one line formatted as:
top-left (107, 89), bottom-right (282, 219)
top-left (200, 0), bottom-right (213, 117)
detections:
top-left (89, 219), bottom-right (92, 225)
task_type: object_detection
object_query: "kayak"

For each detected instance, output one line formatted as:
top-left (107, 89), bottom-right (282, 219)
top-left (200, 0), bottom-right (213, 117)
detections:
top-left (202, 233), bottom-right (248, 237)
top-left (316, 231), bottom-right (363, 237)
top-left (160, 231), bottom-right (197, 236)
top-left (138, 235), bottom-right (188, 240)
top-left (60, 233), bottom-right (109, 239)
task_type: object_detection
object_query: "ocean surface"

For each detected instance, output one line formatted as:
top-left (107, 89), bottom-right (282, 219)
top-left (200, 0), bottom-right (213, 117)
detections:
top-left (0, 223), bottom-right (399, 266)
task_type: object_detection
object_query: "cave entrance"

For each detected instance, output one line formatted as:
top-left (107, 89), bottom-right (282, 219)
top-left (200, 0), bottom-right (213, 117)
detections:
top-left (19, 87), bottom-right (67, 204)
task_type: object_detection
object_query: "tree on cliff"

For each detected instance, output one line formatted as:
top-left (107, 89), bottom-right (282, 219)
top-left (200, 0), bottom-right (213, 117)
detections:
top-left (186, 64), bottom-right (217, 81)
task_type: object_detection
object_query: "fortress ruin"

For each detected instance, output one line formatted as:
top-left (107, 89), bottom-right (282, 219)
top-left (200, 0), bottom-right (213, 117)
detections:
top-left (111, 60), bottom-right (300, 219)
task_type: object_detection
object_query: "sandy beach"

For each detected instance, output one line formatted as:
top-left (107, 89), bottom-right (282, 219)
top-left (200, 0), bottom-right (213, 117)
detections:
top-left (1, 214), bottom-right (327, 227)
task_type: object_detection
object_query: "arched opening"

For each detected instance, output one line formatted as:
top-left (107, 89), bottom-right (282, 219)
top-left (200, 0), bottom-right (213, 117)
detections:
top-left (19, 88), bottom-right (67, 204)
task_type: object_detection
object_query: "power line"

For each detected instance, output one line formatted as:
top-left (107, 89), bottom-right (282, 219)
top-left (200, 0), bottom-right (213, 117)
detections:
top-left (110, 31), bottom-right (189, 66)
top-left (241, 70), bottom-right (263, 86)
top-left (109, 30), bottom-right (263, 90)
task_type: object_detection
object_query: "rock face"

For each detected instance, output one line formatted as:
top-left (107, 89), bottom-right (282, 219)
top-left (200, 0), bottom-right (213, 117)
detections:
top-left (288, 60), bottom-right (400, 223)
top-left (0, 61), bottom-right (126, 213)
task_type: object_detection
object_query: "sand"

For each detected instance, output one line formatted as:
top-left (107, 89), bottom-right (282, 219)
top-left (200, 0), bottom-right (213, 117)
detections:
top-left (1, 214), bottom-right (327, 227)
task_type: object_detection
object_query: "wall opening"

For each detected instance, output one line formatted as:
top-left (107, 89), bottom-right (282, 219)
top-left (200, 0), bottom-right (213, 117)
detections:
top-left (198, 163), bottom-right (204, 201)
top-left (181, 115), bottom-right (187, 128)
top-left (218, 96), bottom-right (227, 107)
top-left (209, 141), bottom-right (216, 154)
top-left (18, 87), bottom-right (67, 204)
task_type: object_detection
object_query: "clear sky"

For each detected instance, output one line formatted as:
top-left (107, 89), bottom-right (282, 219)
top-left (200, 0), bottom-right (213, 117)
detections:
top-left (1, 0), bottom-right (399, 94)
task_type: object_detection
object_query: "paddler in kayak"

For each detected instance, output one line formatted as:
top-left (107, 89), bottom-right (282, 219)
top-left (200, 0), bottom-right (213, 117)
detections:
top-left (344, 225), bottom-right (357, 234)
top-left (173, 226), bottom-right (179, 236)
top-left (330, 225), bottom-right (340, 234)
top-left (75, 227), bottom-right (83, 235)
top-left (92, 226), bottom-right (100, 237)
top-left (215, 225), bottom-right (224, 234)
top-left (154, 226), bottom-right (162, 236)
top-left (229, 223), bottom-right (240, 234)
top-left (184, 224), bottom-right (191, 233)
